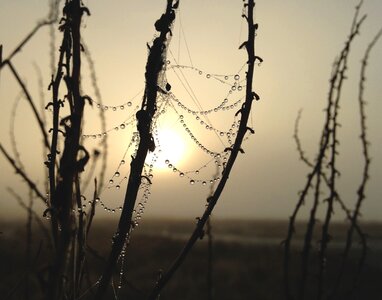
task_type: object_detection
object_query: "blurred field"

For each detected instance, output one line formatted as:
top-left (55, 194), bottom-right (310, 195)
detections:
top-left (0, 218), bottom-right (381, 299)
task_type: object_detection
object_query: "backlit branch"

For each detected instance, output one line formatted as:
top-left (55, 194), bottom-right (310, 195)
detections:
top-left (148, 0), bottom-right (258, 298)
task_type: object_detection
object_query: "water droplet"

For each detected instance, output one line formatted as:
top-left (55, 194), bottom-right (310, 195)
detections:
top-left (127, 101), bottom-right (132, 107)
top-left (238, 86), bottom-right (243, 91)
top-left (168, 164), bottom-right (173, 168)
top-left (224, 76), bottom-right (228, 80)
top-left (165, 159), bottom-right (169, 164)
top-left (202, 181), bottom-right (207, 186)
top-left (116, 185), bottom-right (120, 189)
top-left (179, 115), bottom-right (184, 119)
top-left (234, 74), bottom-right (240, 80)
top-left (115, 172), bottom-right (120, 177)
top-left (206, 74), bottom-right (211, 79)
top-left (120, 105), bottom-right (125, 110)
top-left (195, 170), bottom-right (199, 175)
top-left (190, 180), bottom-right (195, 185)
top-left (104, 106), bottom-right (109, 110)
top-left (231, 85), bottom-right (237, 91)
top-left (120, 124), bottom-right (126, 129)
top-left (95, 197), bottom-right (100, 202)
top-left (220, 132), bottom-right (224, 136)
top-left (179, 172), bottom-right (184, 177)
top-left (109, 179), bottom-right (114, 184)
top-left (199, 70), bottom-right (203, 75)
top-left (121, 160), bottom-right (125, 164)
top-left (97, 104), bottom-right (101, 108)
top-left (112, 107), bottom-right (117, 111)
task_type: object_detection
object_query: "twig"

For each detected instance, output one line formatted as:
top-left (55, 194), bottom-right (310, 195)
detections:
top-left (3, 61), bottom-right (50, 150)
top-left (317, 12), bottom-right (366, 300)
top-left (283, 4), bottom-right (366, 299)
top-left (293, 110), bottom-right (313, 168)
top-left (148, 1), bottom-right (258, 298)
top-left (330, 26), bottom-right (382, 299)
top-left (95, 2), bottom-right (179, 298)
top-left (0, 143), bottom-right (46, 202)
top-left (0, 20), bottom-right (56, 70)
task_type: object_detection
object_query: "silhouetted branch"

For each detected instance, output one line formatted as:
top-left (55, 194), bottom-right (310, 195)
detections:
top-left (148, 1), bottom-right (258, 298)
top-left (293, 110), bottom-right (313, 168)
top-left (9, 93), bottom-right (24, 169)
top-left (4, 61), bottom-right (50, 150)
top-left (0, 21), bottom-right (56, 70)
top-left (47, 1), bottom-right (91, 298)
top-left (284, 3), bottom-right (367, 299)
top-left (0, 143), bottom-right (46, 202)
top-left (95, 1), bottom-right (178, 298)
top-left (330, 26), bottom-right (382, 299)
top-left (318, 12), bottom-right (366, 300)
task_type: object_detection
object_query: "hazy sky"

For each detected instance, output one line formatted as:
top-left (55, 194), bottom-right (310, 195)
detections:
top-left (0, 0), bottom-right (381, 222)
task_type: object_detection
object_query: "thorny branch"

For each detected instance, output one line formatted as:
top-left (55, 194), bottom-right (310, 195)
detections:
top-left (329, 26), bottom-right (382, 299)
top-left (283, 2), bottom-right (372, 299)
top-left (148, 0), bottom-right (259, 298)
top-left (0, 143), bottom-right (46, 202)
top-left (95, 1), bottom-right (179, 299)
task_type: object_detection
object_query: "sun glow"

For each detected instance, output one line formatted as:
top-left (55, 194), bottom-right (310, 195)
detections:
top-left (147, 127), bottom-right (187, 170)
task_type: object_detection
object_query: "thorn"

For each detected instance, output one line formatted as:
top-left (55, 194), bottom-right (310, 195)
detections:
top-left (82, 95), bottom-right (93, 106)
top-left (235, 109), bottom-right (242, 117)
top-left (45, 102), bottom-right (54, 110)
top-left (81, 6), bottom-right (91, 16)
top-left (239, 41), bottom-right (247, 50)
top-left (172, 0), bottom-right (179, 9)
top-left (255, 56), bottom-right (263, 63)
top-left (246, 127), bottom-right (255, 134)
top-left (251, 91), bottom-right (260, 101)
top-left (141, 175), bottom-right (152, 184)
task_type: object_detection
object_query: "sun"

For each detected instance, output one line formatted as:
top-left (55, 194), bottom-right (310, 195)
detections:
top-left (147, 127), bottom-right (187, 170)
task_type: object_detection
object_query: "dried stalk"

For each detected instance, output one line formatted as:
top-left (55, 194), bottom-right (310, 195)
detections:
top-left (47, 1), bottom-right (90, 298)
top-left (0, 143), bottom-right (46, 202)
top-left (283, 3), bottom-right (366, 299)
top-left (95, 1), bottom-right (179, 298)
top-left (148, 0), bottom-right (259, 298)
top-left (3, 61), bottom-right (50, 150)
top-left (329, 27), bottom-right (382, 299)
top-left (317, 13), bottom-right (366, 300)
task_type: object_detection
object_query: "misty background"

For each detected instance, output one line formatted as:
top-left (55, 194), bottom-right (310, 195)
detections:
top-left (0, 0), bottom-right (381, 222)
